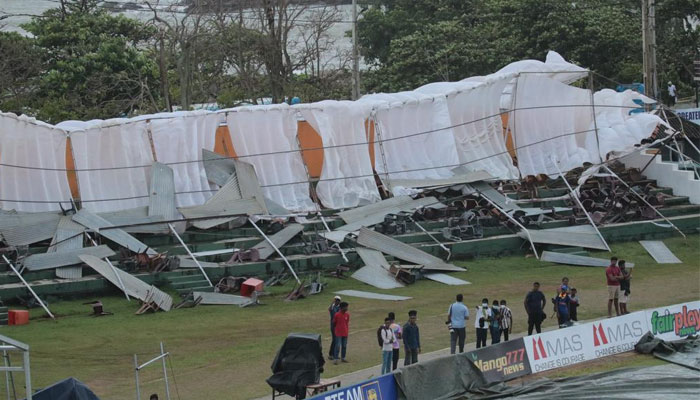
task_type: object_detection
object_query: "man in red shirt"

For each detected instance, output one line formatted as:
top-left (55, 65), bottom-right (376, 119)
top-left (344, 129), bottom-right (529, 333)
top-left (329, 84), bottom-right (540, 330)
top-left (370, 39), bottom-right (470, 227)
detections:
top-left (606, 257), bottom-right (623, 317)
top-left (332, 302), bottom-right (350, 365)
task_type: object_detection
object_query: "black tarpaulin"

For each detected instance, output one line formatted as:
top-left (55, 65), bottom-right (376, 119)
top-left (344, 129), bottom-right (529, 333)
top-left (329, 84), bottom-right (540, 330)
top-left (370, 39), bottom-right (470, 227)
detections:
top-left (266, 333), bottom-right (325, 399)
top-left (23, 377), bottom-right (100, 400)
top-left (394, 352), bottom-right (486, 400)
top-left (634, 332), bottom-right (700, 371)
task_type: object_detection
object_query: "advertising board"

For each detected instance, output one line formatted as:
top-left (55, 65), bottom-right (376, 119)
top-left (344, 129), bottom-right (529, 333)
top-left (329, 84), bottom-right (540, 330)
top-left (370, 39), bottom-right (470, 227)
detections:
top-left (644, 301), bottom-right (700, 341)
top-left (466, 338), bottom-right (531, 383)
top-left (587, 311), bottom-right (646, 359)
top-left (525, 323), bottom-right (588, 373)
top-left (311, 373), bottom-right (397, 400)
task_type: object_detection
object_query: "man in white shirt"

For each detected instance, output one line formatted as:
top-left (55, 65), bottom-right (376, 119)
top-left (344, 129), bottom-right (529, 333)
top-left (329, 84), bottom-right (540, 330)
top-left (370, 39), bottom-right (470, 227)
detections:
top-left (380, 317), bottom-right (396, 375)
top-left (448, 294), bottom-right (470, 354)
top-left (668, 81), bottom-right (677, 105)
top-left (475, 298), bottom-right (492, 348)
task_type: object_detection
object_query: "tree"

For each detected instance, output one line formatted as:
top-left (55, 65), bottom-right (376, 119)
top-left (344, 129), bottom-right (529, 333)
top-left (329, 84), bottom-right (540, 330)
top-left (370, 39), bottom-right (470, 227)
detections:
top-left (0, 32), bottom-right (42, 113)
top-left (22, 0), bottom-right (159, 122)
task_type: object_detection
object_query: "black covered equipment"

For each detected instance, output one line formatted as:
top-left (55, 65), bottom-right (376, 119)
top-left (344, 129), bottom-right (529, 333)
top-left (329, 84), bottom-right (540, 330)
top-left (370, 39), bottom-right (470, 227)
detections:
top-left (266, 333), bottom-right (325, 399)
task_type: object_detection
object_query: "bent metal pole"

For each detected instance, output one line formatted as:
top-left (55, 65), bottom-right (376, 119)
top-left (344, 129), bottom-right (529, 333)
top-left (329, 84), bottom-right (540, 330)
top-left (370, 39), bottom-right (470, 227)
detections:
top-left (168, 223), bottom-right (213, 287)
top-left (2, 255), bottom-right (55, 320)
top-left (248, 218), bottom-right (301, 284)
top-left (85, 232), bottom-right (130, 301)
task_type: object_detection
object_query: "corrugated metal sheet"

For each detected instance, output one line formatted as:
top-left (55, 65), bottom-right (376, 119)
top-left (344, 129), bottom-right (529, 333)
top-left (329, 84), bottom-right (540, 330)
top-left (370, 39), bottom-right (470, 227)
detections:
top-left (50, 216), bottom-right (86, 279)
top-left (423, 273), bottom-right (471, 285)
top-left (388, 170), bottom-right (493, 189)
top-left (356, 228), bottom-right (464, 272)
top-left (334, 290), bottom-right (411, 301)
top-left (351, 265), bottom-right (404, 289)
top-left (338, 196), bottom-right (441, 232)
top-left (193, 291), bottom-right (253, 306)
top-left (56, 267), bottom-right (83, 279)
top-left (541, 251), bottom-right (635, 268)
top-left (234, 159), bottom-right (268, 214)
top-left (176, 256), bottom-right (220, 269)
top-left (356, 247), bottom-right (391, 269)
top-left (639, 241), bottom-right (682, 263)
top-left (202, 149), bottom-right (237, 186)
top-left (264, 197), bottom-right (290, 216)
top-left (252, 223), bottom-right (304, 260)
top-left (80, 254), bottom-right (172, 311)
top-left (148, 162), bottom-right (178, 221)
top-left (0, 212), bottom-right (60, 246)
top-left (24, 245), bottom-right (115, 271)
top-left (519, 226), bottom-right (608, 250)
top-left (179, 198), bottom-right (264, 229)
top-left (470, 182), bottom-right (521, 212)
top-left (72, 210), bottom-right (156, 254)
top-left (189, 173), bottom-right (244, 229)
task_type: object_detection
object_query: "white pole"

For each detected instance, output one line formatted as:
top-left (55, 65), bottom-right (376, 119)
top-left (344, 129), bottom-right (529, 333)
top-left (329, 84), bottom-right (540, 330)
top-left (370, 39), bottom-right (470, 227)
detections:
top-left (22, 350), bottom-right (30, 400)
top-left (2, 256), bottom-right (55, 320)
top-left (3, 351), bottom-right (10, 400)
top-left (320, 216), bottom-right (349, 262)
top-left (552, 159), bottom-right (611, 252)
top-left (602, 165), bottom-right (686, 239)
top-left (248, 218), bottom-right (301, 284)
top-left (160, 342), bottom-right (171, 400)
top-left (85, 232), bottom-right (130, 301)
top-left (351, 0), bottom-right (360, 100)
top-left (168, 223), bottom-right (213, 287)
top-left (478, 194), bottom-right (539, 259)
top-left (409, 217), bottom-right (452, 260)
top-left (134, 354), bottom-right (141, 400)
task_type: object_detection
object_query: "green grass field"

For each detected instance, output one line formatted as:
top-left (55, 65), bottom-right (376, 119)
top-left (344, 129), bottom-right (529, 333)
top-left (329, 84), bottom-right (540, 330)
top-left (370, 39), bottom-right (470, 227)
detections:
top-left (5, 235), bottom-right (700, 399)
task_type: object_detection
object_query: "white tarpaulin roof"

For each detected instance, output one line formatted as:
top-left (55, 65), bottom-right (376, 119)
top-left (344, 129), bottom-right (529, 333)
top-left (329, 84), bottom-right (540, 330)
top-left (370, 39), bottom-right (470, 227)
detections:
top-left (0, 52), bottom-right (666, 213)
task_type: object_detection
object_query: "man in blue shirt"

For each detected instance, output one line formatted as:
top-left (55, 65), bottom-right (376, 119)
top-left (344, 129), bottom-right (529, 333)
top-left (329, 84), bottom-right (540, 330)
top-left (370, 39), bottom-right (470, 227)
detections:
top-left (402, 310), bottom-right (420, 366)
top-left (448, 294), bottom-right (470, 354)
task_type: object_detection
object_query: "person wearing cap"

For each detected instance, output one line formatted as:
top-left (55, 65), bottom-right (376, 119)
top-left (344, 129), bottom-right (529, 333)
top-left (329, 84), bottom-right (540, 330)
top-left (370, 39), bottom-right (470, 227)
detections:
top-left (328, 296), bottom-right (341, 360)
top-left (387, 312), bottom-right (402, 370)
top-left (554, 286), bottom-right (571, 328)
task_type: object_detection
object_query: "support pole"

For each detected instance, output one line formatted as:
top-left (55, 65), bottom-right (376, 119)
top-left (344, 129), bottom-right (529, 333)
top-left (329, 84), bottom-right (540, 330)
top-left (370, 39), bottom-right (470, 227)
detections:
top-left (477, 193), bottom-right (539, 259)
top-left (2, 255), bottom-right (55, 320)
top-left (134, 354), bottom-right (140, 400)
top-left (168, 223), bottom-right (213, 287)
top-left (409, 217), bottom-right (452, 260)
top-left (589, 71), bottom-right (603, 163)
top-left (22, 350), bottom-right (30, 400)
top-left (85, 232), bottom-right (130, 301)
top-left (552, 161), bottom-right (611, 252)
top-left (3, 351), bottom-right (10, 400)
top-left (351, 0), bottom-right (360, 100)
top-left (682, 133), bottom-right (700, 161)
top-left (160, 342), bottom-right (171, 400)
top-left (248, 218), bottom-right (301, 284)
top-left (320, 216), bottom-right (349, 263)
top-left (602, 165), bottom-right (686, 239)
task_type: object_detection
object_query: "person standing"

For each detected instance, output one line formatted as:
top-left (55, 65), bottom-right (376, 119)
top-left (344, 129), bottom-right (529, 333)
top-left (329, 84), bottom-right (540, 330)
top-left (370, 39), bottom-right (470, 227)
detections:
top-left (380, 317), bottom-right (396, 375)
top-left (500, 300), bottom-right (512, 341)
top-left (332, 302), bottom-right (350, 364)
top-left (569, 288), bottom-right (580, 322)
top-left (387, 312), bottom-right (402, 371)
top-left (490, 300), bottom-right (502, 345)
top-left (619, 260), bottom-right (632, 315)
top-left (606, 257), bottom-right (623, 318)
top-left (554, 286), bottom-right (571, 328)
top-left (328, 296), bottom-right (341, 360)
top-left (403, 310), bottom-right (420, 366)
top-left (475, 298), bottom-right (491, 348)
top-left (448, 294), bottom-right (470, 354)
top-left (668, 81), bottom-right (677, 105)
top-left (524, 282), bottom-right (546, 335)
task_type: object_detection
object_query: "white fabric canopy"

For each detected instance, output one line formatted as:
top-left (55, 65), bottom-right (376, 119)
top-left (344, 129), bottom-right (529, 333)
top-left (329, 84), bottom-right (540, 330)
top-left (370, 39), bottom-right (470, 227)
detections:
top-left (69, 119), bottom-right (153, 213)
top-left (224, 104), bottom-right (316, 212)
top-left (512, 74), bottom-right (594, 176)
top-left (360, 91), bottom-right (460, 181)
top-left (296, 101), bottom-right (380, 209)
top-left (0, 112), bottom-right (72, 212)
top-left (149, 111), bottom-right (219, 207)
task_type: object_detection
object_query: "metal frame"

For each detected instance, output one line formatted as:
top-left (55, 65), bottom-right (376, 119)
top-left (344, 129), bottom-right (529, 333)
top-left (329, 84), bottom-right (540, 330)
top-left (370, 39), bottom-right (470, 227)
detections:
top-left (85, 232), bottom-right (130, 301)
top-left (408, 216), bottom-right (452, 260)
top-left (602, 165), bottom-right (686, 239)
top-left (552, 159), bottom-right (611, 252)
top-left (134, 342), bottom-right (170, 400)
top-left (320, 216), bottom-right (349, 262)
top-left (0, 334), bottom-right (31, 400)
top-left (475, 192), bottom-right (540, 259)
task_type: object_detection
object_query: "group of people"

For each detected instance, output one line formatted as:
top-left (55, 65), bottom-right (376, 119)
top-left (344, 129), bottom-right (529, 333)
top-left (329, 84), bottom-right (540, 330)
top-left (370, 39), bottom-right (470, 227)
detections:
top-left (327, 258), bottom-right (631, 374)
top-left (606, 256), bottom-right (632, 317)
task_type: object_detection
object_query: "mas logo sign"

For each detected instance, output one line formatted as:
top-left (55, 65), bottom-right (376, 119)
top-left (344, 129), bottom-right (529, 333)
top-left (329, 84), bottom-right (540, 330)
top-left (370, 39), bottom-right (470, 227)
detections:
top-left (525, 325), bottom-right (587, 373)
top-left (589, 312), bottom-right (646, 358)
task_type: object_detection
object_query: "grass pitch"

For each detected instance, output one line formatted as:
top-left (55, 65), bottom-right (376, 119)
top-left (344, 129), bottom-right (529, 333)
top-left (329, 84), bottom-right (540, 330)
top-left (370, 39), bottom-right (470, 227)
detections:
top-left (5, 235), bottom-right (700, 399)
